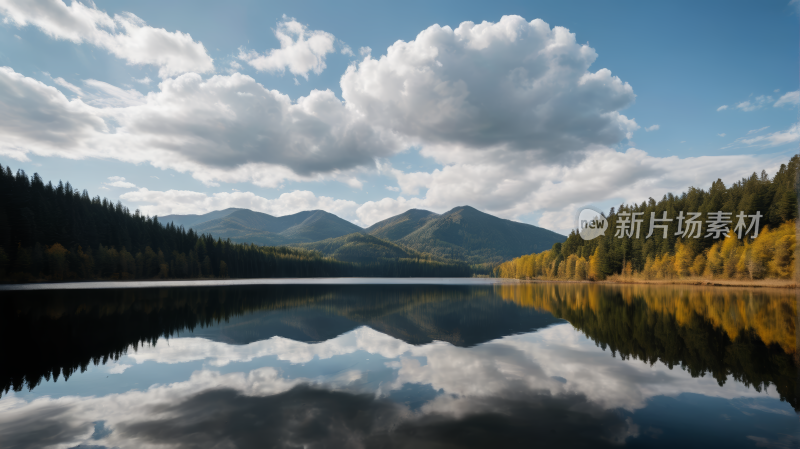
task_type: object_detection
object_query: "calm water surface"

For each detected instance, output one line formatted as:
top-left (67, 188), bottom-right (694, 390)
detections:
top-left (0, 279), bottom-right (797, 448)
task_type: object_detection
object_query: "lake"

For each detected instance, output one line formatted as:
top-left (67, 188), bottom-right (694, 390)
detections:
top-left (0, 279), bottom-right (796, 448)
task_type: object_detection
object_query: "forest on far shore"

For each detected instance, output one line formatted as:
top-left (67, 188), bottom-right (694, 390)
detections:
top-left (495, 155), bottom-right (799, 282)
top-left (0, 165), bottom-right (471, 283)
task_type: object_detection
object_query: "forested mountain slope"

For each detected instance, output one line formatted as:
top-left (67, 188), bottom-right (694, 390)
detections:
top-left (366, 209), bottom-right (439, 241)
top-left (161, 208), bottom-right (364, 245)
top-left (369, 206), bottom-right (566, 264)
top-left (293, 232), bottom-right (461, 265)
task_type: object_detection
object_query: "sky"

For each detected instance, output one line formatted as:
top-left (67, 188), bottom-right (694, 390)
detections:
top-left (0, 0), bottom-right (797, 233)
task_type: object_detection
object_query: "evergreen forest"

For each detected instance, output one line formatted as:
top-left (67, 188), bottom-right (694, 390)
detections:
top-left (495, 155), bottom-right (799, 281)
top-left (0, 165), bottom-right (470, 282)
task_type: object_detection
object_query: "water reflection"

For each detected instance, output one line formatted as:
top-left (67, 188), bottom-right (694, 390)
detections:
top-left (0, 282), bottom-right (796, 448)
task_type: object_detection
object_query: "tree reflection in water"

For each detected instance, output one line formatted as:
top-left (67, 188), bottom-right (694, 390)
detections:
top-left (0, 282), bottom-right (796, 448)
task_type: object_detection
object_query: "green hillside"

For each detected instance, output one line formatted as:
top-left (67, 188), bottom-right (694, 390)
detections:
top-left (366, 209), bottom-right (438, 241)
top-left (162, 209), bottom-right (364, 245)
top-left (278, 211), bottom-right (364, 242)
top-left (371, 206), bottom-right (566, 264)
top-left (293, 232), bottom-right (438, 264)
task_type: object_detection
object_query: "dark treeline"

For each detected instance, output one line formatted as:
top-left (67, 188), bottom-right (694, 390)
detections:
top-left (0, 165), bottom-right (470, 282)
top-left (496, 155), bottom-right (799, 280)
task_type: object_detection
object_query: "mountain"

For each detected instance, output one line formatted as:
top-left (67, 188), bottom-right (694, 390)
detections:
top-left (161, 208), bottom-right (364, 245)
top-left (293, 232), bottom-right (450, 264)
top-left (367, 206), bottom-right (566, 264)
top-left (366, 209), bottom-right (439, 241)
top-left (162, 205), bottom-right (566, 264)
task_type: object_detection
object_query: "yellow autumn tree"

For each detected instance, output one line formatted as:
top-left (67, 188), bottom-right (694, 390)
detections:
top-left (690, 253), bottom-right (706, 277)
top-left (673, 241), bottom-right (694, 276)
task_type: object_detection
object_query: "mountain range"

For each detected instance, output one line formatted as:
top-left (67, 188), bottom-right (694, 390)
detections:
top-left (161, 208), bottom-right (363, 246)
top-left (161, 206), bottom-right (565, 264)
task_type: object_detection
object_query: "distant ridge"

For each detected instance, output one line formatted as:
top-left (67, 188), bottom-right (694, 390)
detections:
top-left (161, 208), bottom-right (364, 245)
top-left (367, 206), bottom-right (566, 264)
top-left (366, 209), bottom-right (439, 241)
top-left (163, 205), bottom-right (566, 264)
top-left (293, 232), bottom-right (457, 264)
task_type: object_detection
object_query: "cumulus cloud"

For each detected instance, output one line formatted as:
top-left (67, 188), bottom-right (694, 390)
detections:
top-left (644, 124), bottom-right (659, 132)
top-left (105, 175), bottom-right (136, 188)
top-left (0, 66), bottom-right (109, 153)
top-left (121, 188), bottom-right (360, 221)
top-left (341, 15), bottom-right (638, 164)
top-left (774, 90), bottom-right (799, 107)
top-left (238, 16), bottom-right (336, 79)
top-left (0, 67), bottom-right (399, 186)
top-left (132, 76), bottom-right (151, 85)
top-left (0, 0), bottom-right (214, 78)
top-left (0, 16), bottom-right (642, 199)
top-left (1, 14), bottom-right (787, 232)
top-left (716, 105), bottom-right (728, 111)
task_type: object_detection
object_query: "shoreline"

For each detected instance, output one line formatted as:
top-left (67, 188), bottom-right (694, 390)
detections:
top-left (0, 277), bottom-right (515, 291)
top-left (505, 277), bottom-right (799, 290)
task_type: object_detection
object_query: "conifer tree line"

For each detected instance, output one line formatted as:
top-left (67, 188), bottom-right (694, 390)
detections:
top-left (495, 155), bottom-right (799, 281)
top-left (0, 165), bottom-right (470, 282)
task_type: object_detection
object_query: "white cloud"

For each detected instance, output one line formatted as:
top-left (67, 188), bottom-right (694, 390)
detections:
top-left (356, 148), bottom-right (779, 230)
top-left (13, 34), bottom-right (20, 39)
top-left (747, 126), bottom-right (769, 135)
top-left (0, 16), bottom-right (640, 196)
top-left (106, 362), bottom-right (132, 374)
top-left (359, 46), bottom-right (371, 56)
top-left (736, 95), bottom-right (773, 111)
top-left (0, 148), bottom-right (30, 161)
top-left (52, 76), bottom-right (84, 96)
top-left (1, 15), bottom-right (784, 233)
top-left (738, 124), bottom-right (800, 148)
top-left (716, 105), bottom-right (728, 111)
top-left (774, 90), bottom-right (799, 107)
top-left (0, 68), bottom-right (399, 187)
top-left (121, 188), bottom-right (361, 222)
top-left (105, 176), bottom-right (136, 188)
top-left (341, 16), bottom-right (638, 163)
top-left (238, 16), bottom-right (336, 79)
top-left (385, 185), bottom-right (400, 192)
top-left (132, 76), bottom-right (151, 85)
top-left (717, 133), bottom-right (726, 137)
top-left (0, 0), bottom-right (214, 78)
top-left (82, 79), bottom-right (144, 107)
top-left (644, 124), bottom-right (659, 132)
top-left (340, 42), bottom-right (354, 56)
